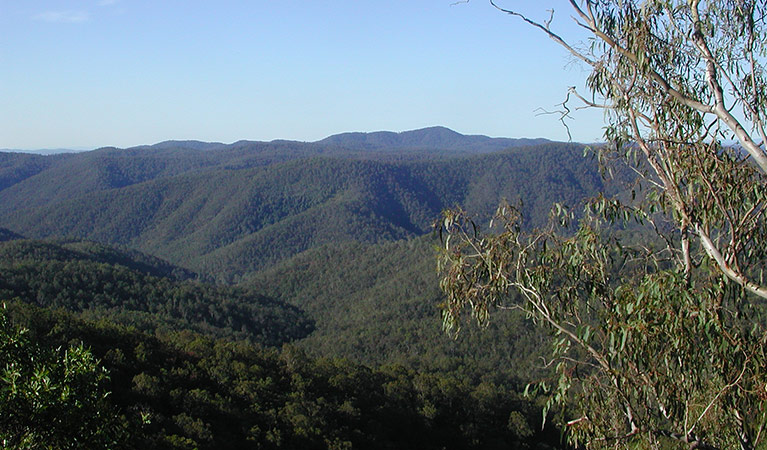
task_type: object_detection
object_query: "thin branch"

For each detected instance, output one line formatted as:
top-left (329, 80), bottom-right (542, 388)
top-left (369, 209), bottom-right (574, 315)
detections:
top-left (687, 356), bottom-right (749, 436)
top-left (489, 0), bottom-right (596, 66)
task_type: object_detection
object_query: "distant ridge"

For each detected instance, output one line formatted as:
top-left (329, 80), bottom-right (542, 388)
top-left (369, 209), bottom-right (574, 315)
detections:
top-left (140, 140), bottom-right (228, 151)
top-left (2, 127), bottom-right (552, 156)
top-left (0, 139), bottom-right (607, 282)
top-left (318, 126), bottom-right (550, 151)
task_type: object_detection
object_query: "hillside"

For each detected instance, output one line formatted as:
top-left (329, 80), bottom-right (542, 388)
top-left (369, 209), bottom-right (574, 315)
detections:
top-left (0, 227), bottom-right (23, 242)
top-left (247, 235), bottom-right (547, 383)
top-left (0, 138), bottom-right (608, 283)
top-left (0, 127), bottom-right (559, 213)
top-left (317, 125), bottom-right (549, 151)
top-left (5, 301), bottom-right (559, 449)
top-left (0, 127), bottom-right (542, 210)
top-left (0, 238), bottom-right (312, 345)
top-left (0, 151), bottom-right (70, 191)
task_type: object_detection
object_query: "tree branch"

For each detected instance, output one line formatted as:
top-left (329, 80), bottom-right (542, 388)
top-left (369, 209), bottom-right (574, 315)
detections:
top-left (695, 224), bottom-right (767, 299)
top-left (688, 1), bottom-right (767, 174)
top-left (488, 0), bottom-right (596, 66)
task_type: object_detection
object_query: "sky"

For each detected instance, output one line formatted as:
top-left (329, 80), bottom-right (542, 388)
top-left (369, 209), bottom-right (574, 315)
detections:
top-left (0, 1), bottom-right (607, 150)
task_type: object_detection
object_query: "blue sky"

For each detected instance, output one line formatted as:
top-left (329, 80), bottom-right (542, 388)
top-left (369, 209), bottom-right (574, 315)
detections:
top-left (1, 1), bottom-right (606, 149)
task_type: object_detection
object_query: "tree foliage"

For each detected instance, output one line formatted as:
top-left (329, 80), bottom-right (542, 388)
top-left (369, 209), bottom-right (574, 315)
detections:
top-left (439, 1), bottom-right (767, 449)
top-left (0, 304), bottom-right (122, 449)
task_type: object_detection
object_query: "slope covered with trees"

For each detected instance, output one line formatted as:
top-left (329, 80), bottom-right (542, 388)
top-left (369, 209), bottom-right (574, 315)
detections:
top-left (247, 235), bottom-right (547, 383)
top-left (0, 138), bottom-right (611, 283)
top-left (0, 238), bottom-right (312, 346)
top-left (2, 300), bottom-right (560, 449)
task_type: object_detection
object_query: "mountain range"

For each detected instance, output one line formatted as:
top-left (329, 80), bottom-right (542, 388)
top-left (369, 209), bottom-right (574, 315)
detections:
top-left (0, 126), bottom-right (621, 374)
top-left (0, 126), bottom-right (625, 448)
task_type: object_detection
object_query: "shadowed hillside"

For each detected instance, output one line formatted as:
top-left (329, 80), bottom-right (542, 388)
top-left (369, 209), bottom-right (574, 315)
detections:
top-left (247, 235), bottom-right (547, 382)
top-left (0, 238), bottom-right (312, 345)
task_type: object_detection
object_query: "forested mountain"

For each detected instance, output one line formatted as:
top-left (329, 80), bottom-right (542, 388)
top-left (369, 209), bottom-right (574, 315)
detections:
top-left (0, 135), bottom-right (608, 283)
top-left (0, 129), bottom-right (619, 367)
top-left (0, 127), bottom-right (543, 214)
top-left (317, 126), bottom-right (550, 151)
top-left (0, 151), bottom-right (68, 191)
top-left (0, 127), bottom-right (620, 448)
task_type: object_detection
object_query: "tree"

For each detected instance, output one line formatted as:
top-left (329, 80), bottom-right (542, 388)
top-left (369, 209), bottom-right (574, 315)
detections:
top-left (0, 303), bottom-right (122, 449)
top-left (438, 1), bottom-right (767, 449)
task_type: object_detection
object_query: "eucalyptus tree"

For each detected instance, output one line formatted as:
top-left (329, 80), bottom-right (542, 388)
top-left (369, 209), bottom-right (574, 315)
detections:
top-left (438, 1), bottom-right (767, 449)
